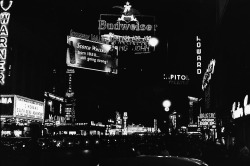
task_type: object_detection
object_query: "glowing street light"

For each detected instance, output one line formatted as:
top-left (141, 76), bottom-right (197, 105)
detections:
top-left (148, 37), bottom-right (159, 47)
top-left (162, 99), bottom-right (171, 112)
top-left (162, 99), bottom-right (171, 107)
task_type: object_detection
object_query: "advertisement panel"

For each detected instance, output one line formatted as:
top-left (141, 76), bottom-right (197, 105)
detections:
top-left (198, 113), bottom-right (216, 127)
top-left (66, 36), bottom-right (118, 74)
top-left (44, 92), bottom-right (65, 125)
top-left (99, 13), bottom-right (156, 54)
top-left (98, 2), bottom-right (157, 55)
top-left (14, 95), bottom-right (45, 122)
top-left (0, 94), bottom-right (14, 116)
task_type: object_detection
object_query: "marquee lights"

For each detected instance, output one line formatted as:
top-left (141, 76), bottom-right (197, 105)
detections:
top-left (0, 0), bottom-right (13, 85)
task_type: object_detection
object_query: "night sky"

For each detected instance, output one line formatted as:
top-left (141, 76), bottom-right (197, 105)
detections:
top-left (3, 0), bottom-right (250, 125)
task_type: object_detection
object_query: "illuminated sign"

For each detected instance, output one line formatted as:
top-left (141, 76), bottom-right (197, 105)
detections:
top-left (231, 95), bottom-right (250, 118)
top-left (99, 2), bottom-right (157, 54)
top-left (231, 102), bottom-right (243, 119)
top-left (14, 95), bottom-right (45, 122)
top-left (198, 113), bottom-right (216, 126)
top-left (232, 107), bottom-right (243, 119)
top-left (70, 30), bottom-right (108, 44)
top-left (0, 0), bottom-right (13, 85)
top-left (196, 36), bottom-right (201, 74)
top-left (202, 59), bottom-right (216, 90)
top-left (198, 118), bottom-right (216, 126)
top-left (244, 95), bottom-right (250, 116)
top-left (163, 74), bottom-right (190, 85)
top-left (0, 96), bottom-right (12, 104)
top-left (199, 113), bottom-right (215, 118)
top-left (65, 68), bottom-right (75, 97)
top-left (98, 2), bottom-right (155, 32)
top-left (66, 36), bottom-right (118, 74)
top-left (0, 94), bottom-right (14, 116)
top-left (44, 92), bottom-right (65, 102)
top-left (245, 104), bottom-right (250, 116)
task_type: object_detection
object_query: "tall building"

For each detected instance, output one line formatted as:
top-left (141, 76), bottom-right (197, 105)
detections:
top-left (64, 68), bottom-right (76, 124)
top-left (188, 96), bottom-right (199, 125)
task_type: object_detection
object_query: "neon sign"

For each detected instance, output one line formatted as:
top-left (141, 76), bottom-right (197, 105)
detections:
top-left (0, 0), bottom-right (12, 85)
top-left (232, 102), bottom-right (243, 119)
top-left (202, 59), bottom-right (216, 90)
top-left (98, 2), bottom-right (155, 32)
top-left (196, 36), bottom-right (201, 74)
top-left (99, 2), bottom-right (157, 54)
top-left (163, 74), bottom-right (190, 85)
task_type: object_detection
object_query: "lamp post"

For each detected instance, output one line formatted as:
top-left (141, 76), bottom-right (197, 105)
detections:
top-left (162, 99), bottom-right (172, 135)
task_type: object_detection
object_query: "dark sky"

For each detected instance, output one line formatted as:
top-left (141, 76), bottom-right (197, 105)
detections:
top-left (3, 0), bottom-right (235, 125)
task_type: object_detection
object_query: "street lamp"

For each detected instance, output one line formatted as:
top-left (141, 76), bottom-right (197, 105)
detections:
top-left (148, 37), bottom-right (159, 47)
top-left (148, 37), bottom-right (159, 52)
top-left (162, 99), bottom-right (171, 112)
top-left (162, 99), bottom-right (172, 135)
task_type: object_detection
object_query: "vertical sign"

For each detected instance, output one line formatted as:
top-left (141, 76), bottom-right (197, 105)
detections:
top-left (0, 0), bottom-right (13, 85)
top-left (196, 36), bottom-right (201, 75)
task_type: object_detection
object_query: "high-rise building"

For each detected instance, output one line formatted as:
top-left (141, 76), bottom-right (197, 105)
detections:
top-left (188, 96), bottom-right (199, 125)
top-left (123, 112), bottom-right (128, 128)
top-left (64, 68), bottom-right (76, 124)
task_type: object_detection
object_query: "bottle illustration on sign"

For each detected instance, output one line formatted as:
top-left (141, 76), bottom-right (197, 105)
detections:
top-left (68, 41), bottom-right (76, 64)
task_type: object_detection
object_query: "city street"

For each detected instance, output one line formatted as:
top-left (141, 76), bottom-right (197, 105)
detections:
top-left (1, 0), bottom-right (250, 166)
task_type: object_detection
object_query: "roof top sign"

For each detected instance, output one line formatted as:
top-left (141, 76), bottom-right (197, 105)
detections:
top-left (99, 2), bottom-right (157, 54)
top-left (117, 1), bottom-right (138, 23)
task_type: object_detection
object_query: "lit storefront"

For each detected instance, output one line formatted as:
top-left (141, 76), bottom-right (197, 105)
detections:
top-left (230, 95), bottom-right (250, 148)
top-left (0, 94), bottom-right (45, 137)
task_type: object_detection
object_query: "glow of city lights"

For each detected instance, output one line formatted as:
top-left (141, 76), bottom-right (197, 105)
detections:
top-left (148, 37), bottom-right (159, 47)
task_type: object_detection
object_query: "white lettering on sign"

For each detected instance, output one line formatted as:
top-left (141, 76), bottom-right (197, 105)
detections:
top-left (199, 113), bottom-right (216, 118)
top-left (14, 96), bottom-right (44, 121)
top-left (98, 20), bottom-right (153, 32)
top-left (0, 97), bottom-right (12, 104)
top-left (0, 0), bottom-right (12, 85)
top-left (199, 118), bottom-right (216, 126)
top-left (196, 36), bottom-right (201, 75)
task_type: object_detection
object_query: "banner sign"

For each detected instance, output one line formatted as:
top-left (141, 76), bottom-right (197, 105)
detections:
top-left (66, 36), bottom-right (118, 74)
